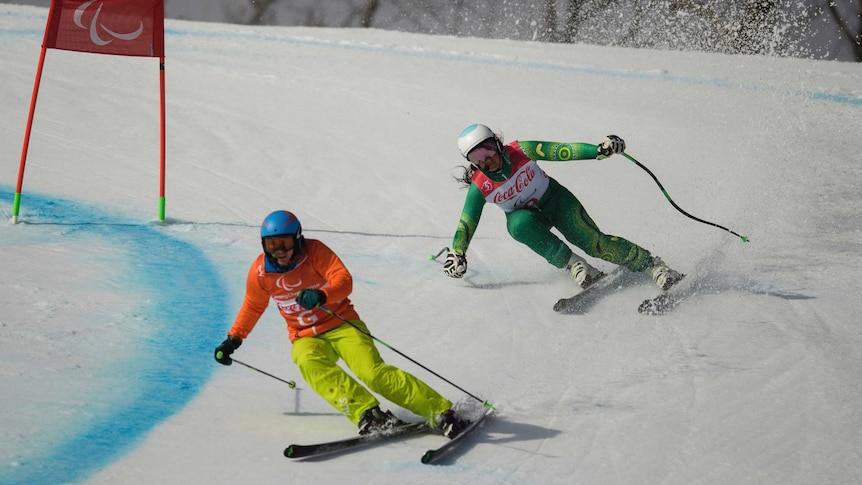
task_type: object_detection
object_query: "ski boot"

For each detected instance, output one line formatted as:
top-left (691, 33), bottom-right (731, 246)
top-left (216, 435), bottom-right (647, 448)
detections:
top-left (647, 257), bottom-right (683, 291)
top-left (357, 406), bottom-right (403, 435)
top-left (566, 255), bottom-right (604, 289)
top-left (436, 409), bottom-right (470, 439)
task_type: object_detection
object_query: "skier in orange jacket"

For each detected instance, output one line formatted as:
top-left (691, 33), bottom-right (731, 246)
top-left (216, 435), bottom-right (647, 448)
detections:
top-left (214, 210), bottom-right (468, 438)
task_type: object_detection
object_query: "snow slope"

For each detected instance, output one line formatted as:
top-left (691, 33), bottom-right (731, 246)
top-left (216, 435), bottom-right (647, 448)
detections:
top-left (2, 4), bottom-right (861, 484)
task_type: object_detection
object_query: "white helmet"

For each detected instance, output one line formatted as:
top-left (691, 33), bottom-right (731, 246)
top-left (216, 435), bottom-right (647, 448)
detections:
top-left (457, 124), bottom-right (499, 158)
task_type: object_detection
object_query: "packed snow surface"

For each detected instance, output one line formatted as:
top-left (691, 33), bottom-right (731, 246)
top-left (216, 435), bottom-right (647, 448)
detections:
top-left (2, 5), bottom-right (861, 484)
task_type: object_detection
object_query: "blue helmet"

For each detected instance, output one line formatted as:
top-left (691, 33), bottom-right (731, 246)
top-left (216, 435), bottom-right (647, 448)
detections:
top-left (260, 211), bottom-right (304, 271)
top-left (261, 210), bottom-right (302, 239)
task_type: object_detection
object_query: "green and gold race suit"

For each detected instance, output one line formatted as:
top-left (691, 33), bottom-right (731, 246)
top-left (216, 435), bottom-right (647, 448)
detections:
top-left (451, 140), bottom-right (652, 272)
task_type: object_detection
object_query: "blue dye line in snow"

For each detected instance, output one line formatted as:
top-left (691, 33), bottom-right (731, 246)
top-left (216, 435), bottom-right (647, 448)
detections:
top-left (0, 187), bottom-right (230, 485)
top-left (0, 7), bottom-right (859, 108)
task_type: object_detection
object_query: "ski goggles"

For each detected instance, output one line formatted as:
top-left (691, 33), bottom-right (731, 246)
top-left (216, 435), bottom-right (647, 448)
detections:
top-left (263, 235), bottom-right (296, 253)
top-left (466, 139), bottom-right (498, 164)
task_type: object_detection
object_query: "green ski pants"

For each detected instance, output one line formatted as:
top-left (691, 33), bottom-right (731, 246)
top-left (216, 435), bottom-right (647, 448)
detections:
top-left (505, 178), bottom-right (652, 272)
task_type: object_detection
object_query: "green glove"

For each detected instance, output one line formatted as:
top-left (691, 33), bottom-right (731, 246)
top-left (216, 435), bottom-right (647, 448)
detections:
top-left (296, 289), bottom-right (326, 310)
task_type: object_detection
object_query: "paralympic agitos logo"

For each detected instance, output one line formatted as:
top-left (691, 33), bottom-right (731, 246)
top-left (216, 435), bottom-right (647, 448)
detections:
top-left (73, 0), bottom-right (144, 46)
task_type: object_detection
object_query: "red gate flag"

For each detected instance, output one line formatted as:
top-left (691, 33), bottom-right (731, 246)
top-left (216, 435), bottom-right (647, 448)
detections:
top-left (44, 0), bottom-right (164, 57)
top-left (12, 0), bottom-right (169, 224)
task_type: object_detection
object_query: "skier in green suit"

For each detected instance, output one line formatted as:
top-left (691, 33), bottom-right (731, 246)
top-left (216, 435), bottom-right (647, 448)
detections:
top-left (443, 123), bottom-right (682, 291)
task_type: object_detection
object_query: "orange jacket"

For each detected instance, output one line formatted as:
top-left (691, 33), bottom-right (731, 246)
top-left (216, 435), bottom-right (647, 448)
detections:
top-left (228, 238), bottom-right (360, 343)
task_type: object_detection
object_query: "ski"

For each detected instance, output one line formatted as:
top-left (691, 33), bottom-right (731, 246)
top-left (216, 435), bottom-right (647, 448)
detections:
top-left (638, 292), bottom-right (684, 315)
top-left (421, 406), bottom-right (494, 465)
top-left (554, 268), bottom-right (645, 314)
top-left (284, 421), bottom-right (430, 460)
top-left (638, 275), bottom-right (689, 315)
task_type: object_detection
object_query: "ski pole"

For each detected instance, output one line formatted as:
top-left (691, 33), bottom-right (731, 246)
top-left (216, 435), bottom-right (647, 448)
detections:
top-left (428, 246), bottom-right (449, 261)
top-left (320, 305), bottom-right (494, 410)
top-left (623, 153), bottom-right (749, 242)
top-left (232, 358), bottom-right (297, 389)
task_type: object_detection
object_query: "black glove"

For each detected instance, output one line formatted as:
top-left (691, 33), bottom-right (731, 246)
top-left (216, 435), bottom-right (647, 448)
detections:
top-left (597, 135), bottom-right (625, 158)
top-left (214, 336), bottom-right (242, 365)
top-left (296, 289), bottom-right (326, 310)
top-left (443, 251), bottom-right (467, 278)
